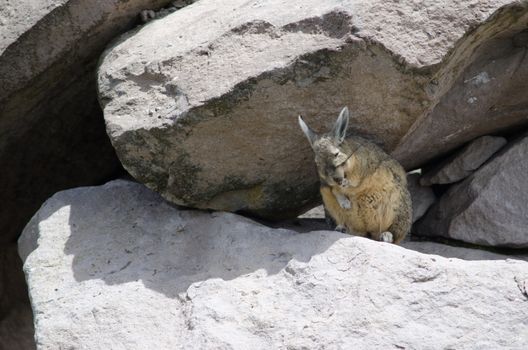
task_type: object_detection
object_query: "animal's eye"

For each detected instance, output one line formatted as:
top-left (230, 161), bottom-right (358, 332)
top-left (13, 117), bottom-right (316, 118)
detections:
top-left (333, 152), bottom-right (339, 157)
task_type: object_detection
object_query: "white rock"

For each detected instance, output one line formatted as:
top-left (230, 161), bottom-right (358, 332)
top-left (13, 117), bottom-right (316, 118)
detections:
top-left (19, 180), bottom-right (528, 349)
top-left (298, 205), bottom-right (325, 219)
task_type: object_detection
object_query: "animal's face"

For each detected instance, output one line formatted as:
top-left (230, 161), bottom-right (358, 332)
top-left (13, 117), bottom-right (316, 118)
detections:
top-left (312, 137), bottom-right (353, 187)
top-left (298, 106), bottom-right (359, 188)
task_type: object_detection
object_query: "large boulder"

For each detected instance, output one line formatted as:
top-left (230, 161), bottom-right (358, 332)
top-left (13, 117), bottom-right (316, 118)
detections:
top-left (415, 134), bottom-right (528, 248)
top-left (420, 135), bottom-right (507, 186)
top-left (0, 245), bottom-right (35, 350)
top-left (0, 0), bottom-right (178, 243)
top-left (393, 20), bottom-right (528, 169)
top-left (19, 180), bottom-right (528, 349)
top-left (98, 0), bottom-right (528, 219)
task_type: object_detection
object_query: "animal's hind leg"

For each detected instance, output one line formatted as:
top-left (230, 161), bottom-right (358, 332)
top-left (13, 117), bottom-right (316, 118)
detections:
top-left (388, 191), bottom-right (412, 244)
top-left (380, 231), bottom-right (394, 243)
top-left (388, 216), bottom-right (411, 244)
top-left (370, 231), bottom-right (394, 243)
top-left (325, 205), bottom-right (348, 233)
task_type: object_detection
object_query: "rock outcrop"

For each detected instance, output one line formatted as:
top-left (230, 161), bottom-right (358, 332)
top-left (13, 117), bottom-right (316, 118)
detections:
top-left (98, 0), bottom-right (528, 219)
top-left (0, 0), bottom-right (180, 242)
top-left (19, 180), bottom-right (528, 349)
top-left (420, 136), bottom-right (507, 186)
top-left (394, 21), bottom-right (528, 169)
top-left (415, 134), bottom-right (528, 248)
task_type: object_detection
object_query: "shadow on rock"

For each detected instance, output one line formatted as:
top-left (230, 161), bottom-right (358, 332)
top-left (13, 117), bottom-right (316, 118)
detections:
top-left (56, 180), bottom-right (342, 298)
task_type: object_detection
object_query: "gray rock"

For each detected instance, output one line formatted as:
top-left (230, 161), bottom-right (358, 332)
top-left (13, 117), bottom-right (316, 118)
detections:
top-left (0, 0), bottom-right (177, 243)
top-left (415, 134), bottom-right (528, 248)
top-left (171, 0), bottom-right (195, 9)
top-left (98, 0), bottom-right (528, 220)
top-left (393, 17), bottom-right (528, 169)
top-left (420, 136), bottom-right (507, 186)
top-left (139, 1), bottom-right (197, 23)
top-left (19, 180), bottom-right (528, 349)
top-left (407, 173), bottom-right (436, 223)
top-left (402, 240), bottom-right (528, 262)
top-left (0, 245), bottom-right (35, 350)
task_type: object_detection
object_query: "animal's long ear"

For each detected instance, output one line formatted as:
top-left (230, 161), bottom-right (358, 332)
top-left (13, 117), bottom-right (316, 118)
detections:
top-left (332, 106), bottom-right (349, 144)
top-left (298, 115), bottom-right (318, 147)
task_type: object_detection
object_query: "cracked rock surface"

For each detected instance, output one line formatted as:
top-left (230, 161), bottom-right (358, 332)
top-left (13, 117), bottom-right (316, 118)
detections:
top-left (420, 135), bottom-right (507, 186)
top-left (415, 133), bottom-right (528, 248)
top-left (19, 180), bottom-right (528, 349)
top-left (98, 0), bottom-right (528, 219)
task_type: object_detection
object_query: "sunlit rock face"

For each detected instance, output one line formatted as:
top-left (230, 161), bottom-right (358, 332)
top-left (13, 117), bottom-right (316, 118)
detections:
top-left (98, 0), bottom-right (528, 219)
top-left (19, 180), bottom-right (528, 349)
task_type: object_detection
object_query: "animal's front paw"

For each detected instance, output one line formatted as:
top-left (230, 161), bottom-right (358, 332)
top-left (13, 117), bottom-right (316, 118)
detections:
top-left (336, 194), bottom-right (351, 209)
top-left (379, 231), bottom-right (394, 243)
top-left (335, 225), bottom-right (348, 234)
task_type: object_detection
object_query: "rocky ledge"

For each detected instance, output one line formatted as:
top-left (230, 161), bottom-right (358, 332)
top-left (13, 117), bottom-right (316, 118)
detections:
top-left (19, 180), bottom-right (528, 349)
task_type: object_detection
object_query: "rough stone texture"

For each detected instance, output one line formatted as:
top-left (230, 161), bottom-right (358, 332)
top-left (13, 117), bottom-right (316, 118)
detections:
top-left (139, 0), bottom-right (198, 22)
top-left (394, 20), bottom-right (528, 169)
top-left (407, 173), bottom-right (436, 223)
top-left (402, 240), bottom-right (528, 262)
top-left (19, 180), bottom-right (528, 349)
top-left (415, 134), bottom-right (528, 248)
top-left (420, 135), bottom-right (507, 186)
top-left (0, 0), bottom-right (180, 243)
top-left (98, 0), bottom-right (528, 219)
top-left (0, 245), bottom-right (35, 350)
